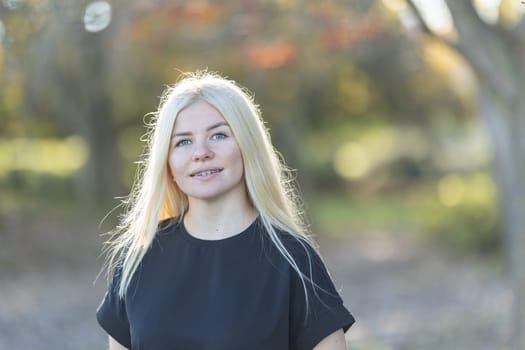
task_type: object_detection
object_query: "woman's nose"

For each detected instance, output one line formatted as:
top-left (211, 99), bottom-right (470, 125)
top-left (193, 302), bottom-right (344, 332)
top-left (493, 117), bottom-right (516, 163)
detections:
top-left (191, 142), bottom-right (214, 161)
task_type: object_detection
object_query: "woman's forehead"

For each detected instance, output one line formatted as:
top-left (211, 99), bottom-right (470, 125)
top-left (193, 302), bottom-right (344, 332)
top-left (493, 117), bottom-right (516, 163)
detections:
top-left (172, 101), bottom-right (228, 132)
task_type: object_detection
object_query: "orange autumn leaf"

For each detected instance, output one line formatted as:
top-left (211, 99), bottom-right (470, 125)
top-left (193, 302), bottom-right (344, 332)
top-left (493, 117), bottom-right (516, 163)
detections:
top-left (322, 18), bottom-right (383, 50)
top-left (246, 41), bottom-right (297, 69)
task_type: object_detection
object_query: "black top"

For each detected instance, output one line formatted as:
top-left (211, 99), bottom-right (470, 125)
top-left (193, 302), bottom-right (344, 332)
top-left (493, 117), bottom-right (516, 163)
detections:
top-left (96, 217), bottom-right (355, 349)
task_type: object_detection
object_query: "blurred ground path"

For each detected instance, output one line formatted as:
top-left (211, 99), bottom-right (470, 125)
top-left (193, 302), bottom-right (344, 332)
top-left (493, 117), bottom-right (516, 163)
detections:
top-left (0, 232), bottom-right (512, 350)
top-left (318, 233), bottom-right (512, 350)
top-left (0, 267), bottom-right (107, 350)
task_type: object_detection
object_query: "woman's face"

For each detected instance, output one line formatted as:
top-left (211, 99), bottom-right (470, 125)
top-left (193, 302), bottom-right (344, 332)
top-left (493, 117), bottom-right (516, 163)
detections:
top-left (168, 100), bottom-right (246, 203)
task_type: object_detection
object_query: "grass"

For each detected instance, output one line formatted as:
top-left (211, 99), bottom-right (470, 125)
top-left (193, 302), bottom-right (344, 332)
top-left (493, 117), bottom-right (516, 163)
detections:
top-left (309, 193), bottom-right (431, 236)
top-left (308, 188), bottom-right (501, 255)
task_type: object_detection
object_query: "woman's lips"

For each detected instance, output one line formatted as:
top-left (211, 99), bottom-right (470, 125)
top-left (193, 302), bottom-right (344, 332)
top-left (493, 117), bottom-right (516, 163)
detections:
top-left (190, 168), bottom-right (223, 177)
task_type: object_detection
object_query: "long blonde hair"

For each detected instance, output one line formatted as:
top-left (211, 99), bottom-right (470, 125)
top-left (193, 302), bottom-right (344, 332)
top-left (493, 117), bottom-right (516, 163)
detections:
top-left (103, 70), bottom-right (319, 308)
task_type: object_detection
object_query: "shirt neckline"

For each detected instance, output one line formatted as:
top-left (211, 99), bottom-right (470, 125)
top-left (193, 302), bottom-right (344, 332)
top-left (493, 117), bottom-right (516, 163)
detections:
top-left (179, 216), bottom-right (260, 246)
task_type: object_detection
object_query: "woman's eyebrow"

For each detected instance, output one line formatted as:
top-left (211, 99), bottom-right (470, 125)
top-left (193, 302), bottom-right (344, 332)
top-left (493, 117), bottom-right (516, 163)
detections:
top-left (172, 122), bottom-right (230, 138)
top-left (206, 121), bottom-right (229, 131)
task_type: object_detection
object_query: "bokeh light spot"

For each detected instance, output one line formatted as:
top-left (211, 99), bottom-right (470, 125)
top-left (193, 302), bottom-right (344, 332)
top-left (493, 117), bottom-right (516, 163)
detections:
top-left (437, 174), bottom-right (465, 207)
top-left (410, 0), bottom-right (456, 38)
top-left (334, 142), bottom-right (370, 179)
top-left (0, 136), bottom-right (89, 176)
top-left (83, 1), bottom-right (112, 33)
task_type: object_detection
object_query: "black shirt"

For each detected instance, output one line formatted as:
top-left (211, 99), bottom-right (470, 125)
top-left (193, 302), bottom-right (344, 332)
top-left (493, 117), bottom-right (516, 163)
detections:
top-left (96, 217), bottom-right (355, 349)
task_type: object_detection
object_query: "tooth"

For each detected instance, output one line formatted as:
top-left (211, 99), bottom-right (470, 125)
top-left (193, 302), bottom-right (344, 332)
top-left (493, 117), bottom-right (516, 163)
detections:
top-left (194, 169), bottom-right (220, 177)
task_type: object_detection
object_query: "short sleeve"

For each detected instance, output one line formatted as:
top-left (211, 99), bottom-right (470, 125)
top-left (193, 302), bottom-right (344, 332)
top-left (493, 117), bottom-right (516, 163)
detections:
top-left (287, 239), bottom-right (355, 350)
top-left (96, 267), bottom-right (132, 348)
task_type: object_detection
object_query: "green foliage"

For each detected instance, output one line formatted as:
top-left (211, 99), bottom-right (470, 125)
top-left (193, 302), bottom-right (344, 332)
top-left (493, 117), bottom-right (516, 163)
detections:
top-left (1, 170), bottom-right (76, 204)
top-left (310, 192), bottom-right (430, 236)
top-left (425, 198), bottom-right (500, 254)
top-left (310, 175), bottom-right (500, 255)
top-left (424, 174), bottom-right (500, 253)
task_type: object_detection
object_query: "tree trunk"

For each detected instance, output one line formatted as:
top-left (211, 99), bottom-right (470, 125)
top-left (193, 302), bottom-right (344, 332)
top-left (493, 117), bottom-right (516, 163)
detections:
top-left (75, 30), bottom-right (124, 209)
top-left (478, 86), bottom-right (525, 348)
top-left (407, 0), bottom-right (525, 346)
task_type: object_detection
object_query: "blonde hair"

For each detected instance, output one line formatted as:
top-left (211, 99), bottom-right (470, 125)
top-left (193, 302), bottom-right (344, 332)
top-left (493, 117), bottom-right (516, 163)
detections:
top-left (103, 70), bottom-right (319, 309)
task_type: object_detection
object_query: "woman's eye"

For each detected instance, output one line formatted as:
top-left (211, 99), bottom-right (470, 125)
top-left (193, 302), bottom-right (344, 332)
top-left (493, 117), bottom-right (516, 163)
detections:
top-left (175, 139), bottom-right (191, 147)
top-left (211, 132), bottom-right (227, 140)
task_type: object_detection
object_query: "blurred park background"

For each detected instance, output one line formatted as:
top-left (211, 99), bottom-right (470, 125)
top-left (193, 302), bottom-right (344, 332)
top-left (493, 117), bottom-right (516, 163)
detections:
top-left (1, 0), bottom-right (525, 349)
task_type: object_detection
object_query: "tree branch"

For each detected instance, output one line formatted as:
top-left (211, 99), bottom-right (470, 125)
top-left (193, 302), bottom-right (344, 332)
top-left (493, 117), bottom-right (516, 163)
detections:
top-left (511, 5), bottom-right (525, 47)
top-left (408, 0), bottom-right (517, 98)
top-left (405, 0), bottom-right (459, 51)
top-left (445, 0), bottom-right (518, 97)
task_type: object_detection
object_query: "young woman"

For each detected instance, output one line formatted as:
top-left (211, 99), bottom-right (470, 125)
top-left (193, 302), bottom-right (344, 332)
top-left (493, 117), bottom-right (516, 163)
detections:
top-left (96, 71), bottom-right (355, 350)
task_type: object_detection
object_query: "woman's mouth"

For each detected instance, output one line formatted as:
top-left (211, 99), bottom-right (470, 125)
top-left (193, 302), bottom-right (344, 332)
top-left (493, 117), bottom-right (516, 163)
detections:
top-left (191, 169), bottom-right (223, 177)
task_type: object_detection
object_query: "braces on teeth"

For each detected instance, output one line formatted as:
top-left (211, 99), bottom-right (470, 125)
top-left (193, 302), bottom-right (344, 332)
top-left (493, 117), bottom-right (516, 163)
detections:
top-left (195, 169), bottom-right (220, 177)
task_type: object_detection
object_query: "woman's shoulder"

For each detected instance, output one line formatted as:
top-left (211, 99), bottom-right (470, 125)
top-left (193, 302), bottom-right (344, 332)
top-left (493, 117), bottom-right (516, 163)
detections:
top-left (272, 224), bottom-right (317, 249)
top-left (268, 227), bottom-right (322, 267)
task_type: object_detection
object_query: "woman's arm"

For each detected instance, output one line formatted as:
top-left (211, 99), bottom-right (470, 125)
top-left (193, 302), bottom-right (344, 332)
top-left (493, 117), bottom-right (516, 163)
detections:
top-left (109, 336), bottom-right (129, 350)
top-left (313, 328), bottom-right (347, 350)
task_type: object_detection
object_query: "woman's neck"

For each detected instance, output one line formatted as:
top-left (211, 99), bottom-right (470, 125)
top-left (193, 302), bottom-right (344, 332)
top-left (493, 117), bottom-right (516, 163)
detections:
top-left (183, 195), bottom-right (258, 240)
